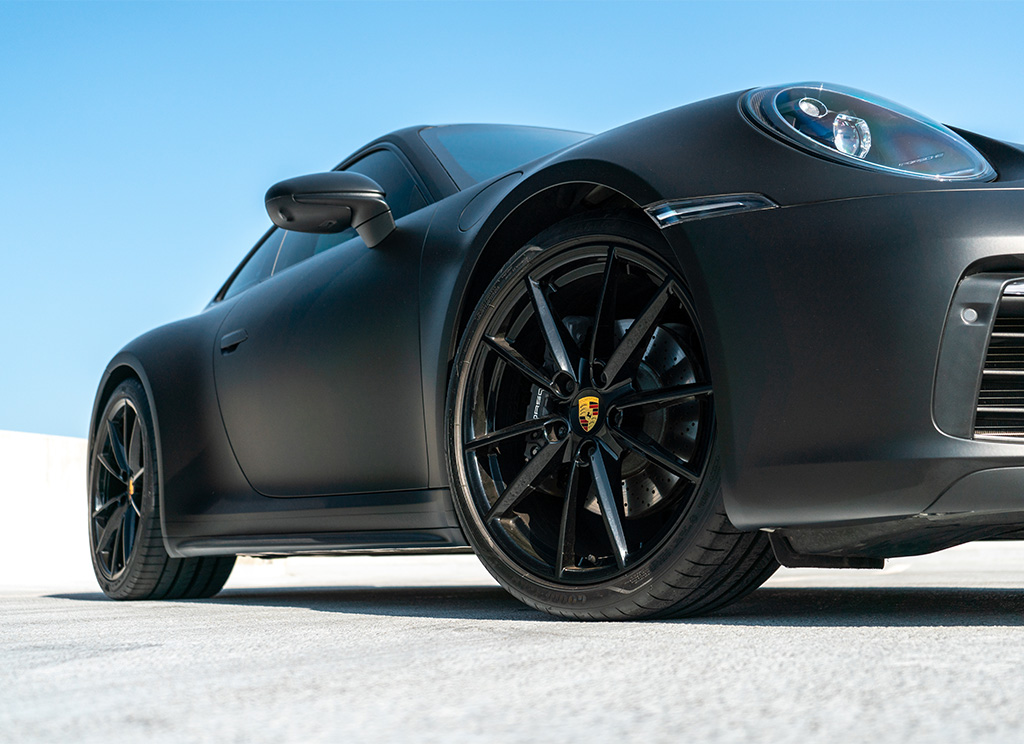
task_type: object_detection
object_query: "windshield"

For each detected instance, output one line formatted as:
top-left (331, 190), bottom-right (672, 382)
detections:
top-left (421, 124), bottom-right (591, 187)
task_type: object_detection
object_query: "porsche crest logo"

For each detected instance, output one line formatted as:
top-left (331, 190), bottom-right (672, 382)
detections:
top-left (578, 396), bottom-right (600, 433)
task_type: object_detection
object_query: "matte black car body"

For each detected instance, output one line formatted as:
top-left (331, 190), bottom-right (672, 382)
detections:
top-left (90, 88), bottom-right (1024, 572)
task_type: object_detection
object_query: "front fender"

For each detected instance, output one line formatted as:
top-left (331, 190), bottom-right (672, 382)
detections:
top-left (88, 302), bottom-right (250, 556)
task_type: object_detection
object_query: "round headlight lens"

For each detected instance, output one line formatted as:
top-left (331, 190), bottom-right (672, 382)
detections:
top-left (833, 114), bottom-right (871, 158)
top-left (743, 82), bottom-right (995, 181)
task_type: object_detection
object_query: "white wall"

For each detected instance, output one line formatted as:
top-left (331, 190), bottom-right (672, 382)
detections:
top-left (0, 430), bottom-right (96, 589)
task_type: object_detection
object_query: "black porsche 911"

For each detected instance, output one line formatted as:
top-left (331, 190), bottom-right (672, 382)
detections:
top-left (88, 82), bottom-right (1024, 619)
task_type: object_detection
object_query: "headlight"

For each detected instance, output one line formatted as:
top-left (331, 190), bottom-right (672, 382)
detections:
top-left (743, 82), bottom-right (995, 181)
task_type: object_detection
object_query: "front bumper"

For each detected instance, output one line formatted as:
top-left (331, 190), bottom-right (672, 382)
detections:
top-left (663, 187), bottom-right (1024, 529)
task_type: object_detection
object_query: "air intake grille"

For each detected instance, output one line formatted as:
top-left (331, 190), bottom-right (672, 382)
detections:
top-left (975, 293), bottom-right (1024, 439)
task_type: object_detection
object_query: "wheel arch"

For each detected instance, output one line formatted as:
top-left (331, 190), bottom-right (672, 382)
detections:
top-left (88, 354), bottom-right (170, 547)
top-left (450, 163), bottom-right (667, 364)
top-left (421, 160), bottom-right (715, 490)
top-left (87, 306), bottom-right (245, 558)
top-left (89, 355), bottom-right (160, 469)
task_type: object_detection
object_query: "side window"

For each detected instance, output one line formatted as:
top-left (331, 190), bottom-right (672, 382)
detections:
top-left (348, 149), bottom-right (427, 221)
top-left (222, 230), bottom-right (284, 301)
top-left (272, 229), bottom-right (359, 277)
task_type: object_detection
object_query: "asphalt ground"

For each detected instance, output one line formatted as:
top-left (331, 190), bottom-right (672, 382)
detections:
top-left (3, 545), bottom-right (1024, 743)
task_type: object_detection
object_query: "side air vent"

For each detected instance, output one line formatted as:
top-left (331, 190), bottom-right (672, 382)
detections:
top-left (975, 282), bottom-right (1024, 440)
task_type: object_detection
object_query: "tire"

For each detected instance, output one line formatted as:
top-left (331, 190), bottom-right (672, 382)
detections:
top-left (88, 378), bottom-right (236, 600)
top-left (446, 213), bottom-right (777, 619)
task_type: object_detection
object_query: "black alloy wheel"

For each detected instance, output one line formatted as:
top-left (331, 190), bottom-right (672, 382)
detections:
top-left (89, 378), bottom-right (236, 600)
top-left (91, 395), bottom-right (146, 581)
top-left (448, 214), bottom-right (777, 619)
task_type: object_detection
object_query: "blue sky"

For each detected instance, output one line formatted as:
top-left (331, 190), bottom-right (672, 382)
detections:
top-left (3, 0), bottom-right (1024, 438)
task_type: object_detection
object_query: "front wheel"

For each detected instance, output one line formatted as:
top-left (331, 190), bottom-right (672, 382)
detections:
top-left (446, 214), bottom-right (777, 619)
top-left (89, 378), bottom-right (235, 600)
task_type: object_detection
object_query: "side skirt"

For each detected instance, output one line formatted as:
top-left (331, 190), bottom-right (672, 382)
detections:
top-left (174, 527), bottom-right (471, 558)
top-left (164, 487), bottom-right (465, 557)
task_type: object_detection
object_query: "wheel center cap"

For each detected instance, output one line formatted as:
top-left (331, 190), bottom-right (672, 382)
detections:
top-left (576, 393), bottom-right (602, 434)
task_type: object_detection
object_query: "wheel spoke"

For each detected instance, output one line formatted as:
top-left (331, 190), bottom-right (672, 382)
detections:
top-left (614, 382), bottom-right (713, 411)
top-left (466, 416), bottom-right (558, 452)
top-left (587, 247), bottom-right (617, 374)
top-left (118, 506), bottom-right (130, 568)
top-left (123, 506), bottom-right (137, 558)
top-left (527, 277), bottom-right (577, 384)
top-left (128, 488), bottom-right (142, 516)
top-left (602, 278), bottom-right (673, 386)
top-left (110, 522), bottom-right (123, 571)
top-left (97, 451), bottom-right (125, 483)
top-left (589, 443), bottom-right (628, 569)
top-left (107, 418), bottom-right (129, 475)
top-left (555, 454), bottom-right (582, 576)
top-left (485, 438), bottom-right (568, 522)
top-left (122, 407), bottom-right (130, 468)
top-left (92, 493), bottom-right (124, 518)
top-left (483, 335), bottom-right (558, 394)
top-left (611, 425), bottom-right (700, 484)
top-left (96, 502), bottom-right (127, 553)
top-left (128, 416), bottom-right (143, 474)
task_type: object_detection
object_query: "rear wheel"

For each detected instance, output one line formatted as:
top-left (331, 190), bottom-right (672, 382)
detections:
top-left (89, 378), bottom-right (235, 600)
top-left (447, 214), bottom-right (777, 619)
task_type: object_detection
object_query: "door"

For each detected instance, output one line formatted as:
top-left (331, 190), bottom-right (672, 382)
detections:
top-left (213, 148), bottom-right (432, 496)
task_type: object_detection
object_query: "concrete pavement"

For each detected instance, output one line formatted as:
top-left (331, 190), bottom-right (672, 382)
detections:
top-left (3, 430), bottom-right (1023, 742)
top-left (3, 546), bottom-right (1024, 743)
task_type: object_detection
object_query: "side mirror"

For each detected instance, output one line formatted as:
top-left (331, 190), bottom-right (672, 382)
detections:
top-left (264, 171), bottom-right (396, 248)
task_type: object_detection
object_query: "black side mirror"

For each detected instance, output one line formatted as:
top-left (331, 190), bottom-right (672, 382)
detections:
top-left (265, 171), bottom-right (396, 248)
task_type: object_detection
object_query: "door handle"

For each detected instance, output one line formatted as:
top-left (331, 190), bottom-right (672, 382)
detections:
top-left (220, 328), bottom-right (249, 353)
